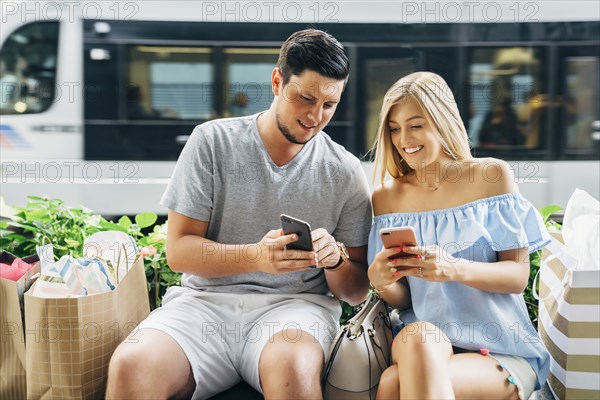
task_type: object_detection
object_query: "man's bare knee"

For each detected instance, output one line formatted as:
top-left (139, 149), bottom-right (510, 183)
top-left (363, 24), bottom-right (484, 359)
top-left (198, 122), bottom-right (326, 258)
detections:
top-left (106, 329), bottom-right (194, 399)
top-left (260, 329), bottom-right (323, 373)
top-left (108, 335), bottom-right (161, 398)
top-left (259, 329), bottom-right (323, 396)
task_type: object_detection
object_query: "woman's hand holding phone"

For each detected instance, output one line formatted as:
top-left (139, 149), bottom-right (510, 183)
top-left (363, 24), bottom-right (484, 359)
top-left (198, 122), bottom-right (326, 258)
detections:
top-left (368, 246), bottom-right (413, 291)
top-left (369, 227), bottom-right (424, 288)
top-left (389, 244), bottom-right (458, 282)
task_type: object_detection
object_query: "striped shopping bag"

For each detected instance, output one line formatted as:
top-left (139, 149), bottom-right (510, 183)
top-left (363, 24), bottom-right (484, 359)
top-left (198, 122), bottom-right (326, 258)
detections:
top-left (538, 235), bottom-right (600, 400)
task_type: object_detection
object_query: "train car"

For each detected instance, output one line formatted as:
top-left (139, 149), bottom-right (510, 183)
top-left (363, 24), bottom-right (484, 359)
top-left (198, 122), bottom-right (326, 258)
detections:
top-left (1, 1), bottom-right (599, 216)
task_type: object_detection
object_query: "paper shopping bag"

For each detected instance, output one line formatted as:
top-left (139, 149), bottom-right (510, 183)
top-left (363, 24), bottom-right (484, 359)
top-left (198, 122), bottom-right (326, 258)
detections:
top-left (539, 234), bottom-right (600, 400)
top-left (0, 253), bottom-right (40, 400)
top-left (24, 256), bottom-right (149, 399)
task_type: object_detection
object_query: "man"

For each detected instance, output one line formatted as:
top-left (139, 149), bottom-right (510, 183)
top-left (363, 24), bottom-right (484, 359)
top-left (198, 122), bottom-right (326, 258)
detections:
top-left (107, 29), bottom-right (372, 400)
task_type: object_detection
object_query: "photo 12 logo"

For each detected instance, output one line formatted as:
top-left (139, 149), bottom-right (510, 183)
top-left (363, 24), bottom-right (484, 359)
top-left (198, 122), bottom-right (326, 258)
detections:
top-left (400, 1), bottom-right (540, 23)
top-left (198, 1), bottom-right (340, 22)
top-left (1, 161), bottom-right (140, 184)
top-left (2, 1), bottom-right (140, 23)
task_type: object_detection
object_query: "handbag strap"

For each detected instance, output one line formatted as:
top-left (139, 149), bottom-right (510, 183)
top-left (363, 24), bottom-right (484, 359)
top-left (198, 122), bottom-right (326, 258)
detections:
top-left (321, 324), bottom-right (348, 385)
top-left (322, 296), bottom-right (375, 383)
top-left (363, 329), bottom-right (375, 400)
top-left (347, 295), bottom-right (378, 336)
top-left (321, 295), bottom-right (391, 392)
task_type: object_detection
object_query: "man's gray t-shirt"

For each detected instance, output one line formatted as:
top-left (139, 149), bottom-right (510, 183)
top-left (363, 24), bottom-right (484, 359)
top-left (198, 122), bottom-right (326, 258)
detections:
top-left (160, 113), bottom-right (372, 294)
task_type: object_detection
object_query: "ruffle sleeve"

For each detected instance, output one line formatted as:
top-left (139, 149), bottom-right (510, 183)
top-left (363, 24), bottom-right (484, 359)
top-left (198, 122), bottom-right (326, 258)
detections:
top-left (482, 194), bottom-right (551, 253)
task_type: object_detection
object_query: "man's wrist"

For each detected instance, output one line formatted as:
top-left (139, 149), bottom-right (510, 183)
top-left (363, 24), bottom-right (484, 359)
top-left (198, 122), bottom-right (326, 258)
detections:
top-left (324, 257), bottom-right (345, 271)
top-left (324, 242), bottom-right (349, 271)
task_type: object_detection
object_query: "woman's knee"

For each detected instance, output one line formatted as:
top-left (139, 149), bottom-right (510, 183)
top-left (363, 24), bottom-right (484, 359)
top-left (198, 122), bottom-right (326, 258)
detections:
top-left (377, 365), bottom-right (400, 400)
top-left (379, 365), bottom-right (399, 386)
top-left (392, 321), bottom-right (451, 358)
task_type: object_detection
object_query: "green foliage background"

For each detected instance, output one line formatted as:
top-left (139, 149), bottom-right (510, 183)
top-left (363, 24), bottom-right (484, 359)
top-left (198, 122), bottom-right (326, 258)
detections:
top-left (525, 205), bottom-right (562, 323)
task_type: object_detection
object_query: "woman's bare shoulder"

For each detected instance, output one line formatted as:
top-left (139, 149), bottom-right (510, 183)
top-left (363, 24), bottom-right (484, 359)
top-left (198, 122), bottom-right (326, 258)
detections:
top-left (464, 158), bottom-right (519, 197)
top-left (372, 178), bottom-right (408, 215)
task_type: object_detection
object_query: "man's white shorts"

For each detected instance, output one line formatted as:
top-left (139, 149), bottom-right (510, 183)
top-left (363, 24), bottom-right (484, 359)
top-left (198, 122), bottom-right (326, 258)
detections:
top-left (136, 286), bottom-right (342, 400)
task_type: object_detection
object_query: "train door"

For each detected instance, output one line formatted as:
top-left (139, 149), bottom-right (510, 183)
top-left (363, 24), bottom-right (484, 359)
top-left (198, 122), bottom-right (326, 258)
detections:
top-left (556, 45), bottom-right (600, 160)
top-left (357, 47), bottom-right (419, 155)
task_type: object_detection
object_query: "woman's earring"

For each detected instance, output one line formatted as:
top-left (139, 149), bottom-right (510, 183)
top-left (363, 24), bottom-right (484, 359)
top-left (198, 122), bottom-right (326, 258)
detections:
top-left (442, 146), bottom-right (456, 159)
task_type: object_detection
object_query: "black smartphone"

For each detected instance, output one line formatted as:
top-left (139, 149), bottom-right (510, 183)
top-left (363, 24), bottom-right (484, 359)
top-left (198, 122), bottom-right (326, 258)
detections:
top-left (280, 214), bottom-right (314, 252)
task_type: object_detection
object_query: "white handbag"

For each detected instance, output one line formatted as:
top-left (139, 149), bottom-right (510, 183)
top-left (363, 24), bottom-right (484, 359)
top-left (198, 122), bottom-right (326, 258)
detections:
top-left (322, 295), bottom-right (393, 400)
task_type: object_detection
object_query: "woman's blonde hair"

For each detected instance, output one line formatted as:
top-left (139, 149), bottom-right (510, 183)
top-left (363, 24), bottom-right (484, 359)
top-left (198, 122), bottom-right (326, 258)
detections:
top-left (372, 71), bottom-right (472, 184)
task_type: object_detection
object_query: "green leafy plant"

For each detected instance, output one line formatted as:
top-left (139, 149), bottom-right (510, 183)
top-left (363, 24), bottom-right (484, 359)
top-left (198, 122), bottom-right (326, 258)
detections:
top-left (1, 196), bottom-right (101, 258)
top-left (525, 205), bottom-right (563, 324)
top-left (138, 222), bottom-right (181, 308)
top-left (339, 300), bottom-right (359, 325)
top-left (0, 196), bottom-right (180, 309)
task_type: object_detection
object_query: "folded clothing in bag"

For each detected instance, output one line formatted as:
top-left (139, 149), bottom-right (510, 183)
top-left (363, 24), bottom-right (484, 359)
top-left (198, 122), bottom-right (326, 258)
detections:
top-left (84, 231), bottom-right (138, 283)
top-left (32, 244), bottom-right (118, 298)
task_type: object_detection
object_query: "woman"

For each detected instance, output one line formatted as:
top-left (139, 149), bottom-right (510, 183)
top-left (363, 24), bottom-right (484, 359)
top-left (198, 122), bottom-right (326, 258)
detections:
top-left (368, 72), bottom-right (550, 400)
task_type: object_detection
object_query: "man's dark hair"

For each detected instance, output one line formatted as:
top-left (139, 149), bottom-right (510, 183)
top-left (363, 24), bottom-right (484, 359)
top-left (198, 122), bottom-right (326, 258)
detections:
top-left (276, 29), bottom-right (349, 85)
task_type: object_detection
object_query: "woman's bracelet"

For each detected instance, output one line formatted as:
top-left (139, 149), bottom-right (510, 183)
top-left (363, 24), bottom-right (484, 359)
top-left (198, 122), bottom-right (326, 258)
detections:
top-left (369, 282), bottom-right (388, 293)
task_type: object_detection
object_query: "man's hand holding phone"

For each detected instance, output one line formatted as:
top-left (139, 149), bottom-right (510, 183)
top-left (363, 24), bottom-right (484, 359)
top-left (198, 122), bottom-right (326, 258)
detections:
top-left (254, 228), bottom-right (317, 274)
top-left (310, 228), bottom-right (343, 268)
top-left (279, 215), bottom-right (341, 269)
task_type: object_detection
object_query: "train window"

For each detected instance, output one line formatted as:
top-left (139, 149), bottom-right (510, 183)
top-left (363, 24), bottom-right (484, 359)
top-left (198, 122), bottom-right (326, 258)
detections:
top-left (222, 48), bottom-right (278, 117)
top-left (0, 21), bottom-right (59, 115)
top-left (468, 47), bottom-right (546, 151)
top-left (564, 57), bottom-right (599, 150)
top-left (127, 46), bottom-right (213, 120)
